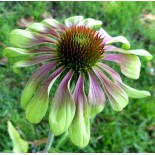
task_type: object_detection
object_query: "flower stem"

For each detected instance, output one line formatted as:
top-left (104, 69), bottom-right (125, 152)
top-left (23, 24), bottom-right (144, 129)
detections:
top-left (43, 130), bottom-right (54, 153)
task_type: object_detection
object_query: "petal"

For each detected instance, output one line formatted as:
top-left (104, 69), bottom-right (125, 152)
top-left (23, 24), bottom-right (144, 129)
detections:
top-left (10, 29), bottom-right (56, 48)
top-left (98, 62), bottom-right (151, 98)
top-left (98, 62), bottom-right (151, 99)
top-left (21, 61), bottom-right (57, 109)
top-left (49, 70), bottom-right (75, 135)
top-left (26, 66), bottom-right (64, 123)
top-left (26, 22), bottom-right (59, 37)
top-left (105, 36), bottom-right (130, 50)
top-left (42, 18), bottom-right (66, 31)
top-left (104, 45), bottom-right (153, 60)
top-left (13, 54), bottom-right (56, 73)
top-left (77, 18), bottom-right (102, 29)
top-left (65, 16), bottom-right (84, 27)
top-left (93, 67), bottom-right (128, 111)
top-left (88, 71), bottom-right (106, 116)
top-left (118, 83), bottom-right (151, 98)
top-left (69, 74), bottom-right (90, 148)
top-left (104, 54), bottom-right (141, 79)
top-left (4, 47), bottom-right (31, 57)
top-left (97, 62), bottom-right (122, 83)
top-left (98, 28), bottom-right (110, 38)
top-left (4, 47), bottom-right (57, 57)
top-left (8, 121), bottom-right (28, 153)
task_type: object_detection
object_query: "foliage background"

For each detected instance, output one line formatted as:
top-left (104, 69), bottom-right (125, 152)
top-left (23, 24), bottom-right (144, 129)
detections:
top-left (0, 1), bottom-right (155, 153)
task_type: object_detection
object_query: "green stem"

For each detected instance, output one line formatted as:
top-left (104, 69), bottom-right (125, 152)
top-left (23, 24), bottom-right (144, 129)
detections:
top-left (43, 130), bottom-right (54, 153)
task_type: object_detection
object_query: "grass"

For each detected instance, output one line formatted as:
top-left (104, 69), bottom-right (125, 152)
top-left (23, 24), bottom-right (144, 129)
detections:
top-left (0, 1), bottom-right (155, 153)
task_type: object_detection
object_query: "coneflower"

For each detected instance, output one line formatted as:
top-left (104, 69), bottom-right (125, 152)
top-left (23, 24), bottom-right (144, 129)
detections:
top-left (4, 16), bottom-right (152, 148)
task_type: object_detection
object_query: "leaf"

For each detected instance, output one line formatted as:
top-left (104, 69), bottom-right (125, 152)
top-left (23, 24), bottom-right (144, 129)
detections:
top-left (7, 121), bottom-right (29, 153)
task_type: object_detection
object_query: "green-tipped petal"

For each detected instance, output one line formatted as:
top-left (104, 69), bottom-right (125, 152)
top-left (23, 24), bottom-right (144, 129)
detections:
top-left (26, 88), bottom-right (49, 123)
top-left (94, 67), bottom-right (129, 111)
top-left (26, 66), bottom-right (64, 123)
top-left (21, 62), bottom-right (57, 109)
top-left (69, 110), bottom-right (90, 148)
top-left (42, 18), bottom-right (66, 31)
top-left (4, 47), bottom-right (30, 57)
top-left (10, 29), bottom-right (38, 48)
top-left (105, 36), bottom-right (130, 50)
top-left (26, 22), bottom-right (59, 37)
top-left (104, 46), bottom-right (153, 60)
top-left (65, 16), bottom-right (84, 27)
top-left (49, 70), bottom-right (75, 135)
top-left (78, 18), bottom-right (102, 29)
top-left (27, 22), bottom-right (48, 33)
top-left (98, 62), bottom-right (151, 99)
top-left (69, 74), bottom-right (90, 148)
top-left (104, 54), bottom-right (141, 79)
top-left (13, 54), bottom-right (55, 73)
top-left (7, 121), bottom-right (28, 153)
top-left (119, 83), bottom-right (151, 98)
top-left (88, 71), bottom-right (105, 116)
top-left (10, 29), bottom-right (55, 48)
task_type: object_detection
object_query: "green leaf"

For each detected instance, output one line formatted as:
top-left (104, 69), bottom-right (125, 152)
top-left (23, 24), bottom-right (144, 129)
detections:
top-left (7, 121), bottom-right (29, 153)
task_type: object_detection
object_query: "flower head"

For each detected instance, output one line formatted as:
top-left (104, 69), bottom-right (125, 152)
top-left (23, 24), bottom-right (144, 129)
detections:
top-left (4, 16), bottom-right (152, 147)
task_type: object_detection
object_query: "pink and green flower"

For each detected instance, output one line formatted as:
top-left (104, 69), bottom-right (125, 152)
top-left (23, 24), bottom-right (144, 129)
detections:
top-left (4, 16), bottom-right (152, 148)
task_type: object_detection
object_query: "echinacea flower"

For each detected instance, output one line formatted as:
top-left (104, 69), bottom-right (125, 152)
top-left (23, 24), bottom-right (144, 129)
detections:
top-left (4, 16), bottom-right (152, 148)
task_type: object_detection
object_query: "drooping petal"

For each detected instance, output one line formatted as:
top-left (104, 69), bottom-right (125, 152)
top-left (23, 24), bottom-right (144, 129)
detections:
top-left (93, 67), bottom-right (128, 111)
top-left (104, 45), bottom-right (153, 60)
top-left (98, 28), bottom-right (110, 38)
top-left (69, 74), bottom-right (90, 148)
top-left (77, 18), bottom-right (102, 29)
top-left (10, 29), bottom-right (56, 48)
top-left (42, 18), bottom-right (66, 31)
top-left (4, 47), bottom-right (32, 57)
top-left (26, 22), bottom-right (59, 37)
top-left (88, 71), bottom-right (106, 116)
top-left (104, 54), bottom-right (141, 79)
top-left (119, 82), bottom-right (151, 98)
top-left (98, 62), bottom-right (151, 98)
top-left (65, 16), bottom-right (84, 27)
top-left (105, 36), bottom-right (130, 50)
top-left (49, 70), bottom-right (75, 135)
top-left (13, 54), bottom-right (56, 73)
top-left (21, 61), bottom-right (57, 109)
top-left (7, 121), bottom-right (28, 153)
top-left (4, 47), bottom-right (57, 58)
top-left (97, 62), bottom-right (122, 83)
top-left (26, 66), bottom-right (65, 123)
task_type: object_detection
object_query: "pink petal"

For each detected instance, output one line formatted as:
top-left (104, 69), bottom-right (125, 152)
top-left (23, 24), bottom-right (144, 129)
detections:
top-left (26, 66), bottom-right (65, 123)
top-left (21, 61), bottom-right (58, 109)
top-left (69, 74), bottom-right (90, 147)
top-left (49, 70), bottom-right (75, 135)
top-left (88, 71), bottom-right (106, 116)
top-left (103, 54), bottom-right (141, 79)
top-left (93, 67), bottom-right (128, 111)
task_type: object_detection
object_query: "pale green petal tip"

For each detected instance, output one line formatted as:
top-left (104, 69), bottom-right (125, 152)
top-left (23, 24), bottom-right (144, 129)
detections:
top-left (145, 53), bottom-right (153, 60)
top-left (88, 104), bottom-right (105, 117)
top-left (137, 91), bottom-right (151, 98)
top-left (49, 96), bottom-right (75, 136)
top-left (113, 102), bottom-right (129, 112)
top-left (7, 121), bottom-right (28, 153)
top-left (26, 91), bottom-right (49, 124)
top-left (122, 43), bottom-right (130, 50)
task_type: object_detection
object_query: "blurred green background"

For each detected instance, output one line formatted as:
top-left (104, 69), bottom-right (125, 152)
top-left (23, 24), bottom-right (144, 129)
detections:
top-left (0, 1), bottom-right (155, 153)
